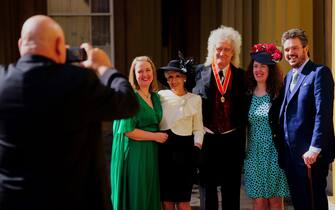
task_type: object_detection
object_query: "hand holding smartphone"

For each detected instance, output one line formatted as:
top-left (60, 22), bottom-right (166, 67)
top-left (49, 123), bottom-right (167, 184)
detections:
top-left (66, 47), bottom-right (87, 63)
top-left (78, 43), bottom-right (113, 76)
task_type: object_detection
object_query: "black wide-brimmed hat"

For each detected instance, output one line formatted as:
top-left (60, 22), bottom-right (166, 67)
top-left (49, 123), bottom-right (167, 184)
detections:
top-left (250, 43), bottom-right (282, 65)
top-left (157, 52), bottom-right (196, 91)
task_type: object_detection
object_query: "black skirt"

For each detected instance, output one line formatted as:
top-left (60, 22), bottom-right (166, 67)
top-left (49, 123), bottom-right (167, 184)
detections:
top-left (159, 130), bottom-right (195, 202)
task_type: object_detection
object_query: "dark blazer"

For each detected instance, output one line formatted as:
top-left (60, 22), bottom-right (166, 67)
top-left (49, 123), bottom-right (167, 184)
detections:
top-left (193, 64), bottom-right (247, 158)
top-left (279, 60), bottom-right (335, 164)
top-left (0, 55), bottom-right (139, 210)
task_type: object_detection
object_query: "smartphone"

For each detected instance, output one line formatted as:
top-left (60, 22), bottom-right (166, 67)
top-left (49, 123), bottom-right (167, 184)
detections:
top-left (66, 47), bottom-right (87, 63)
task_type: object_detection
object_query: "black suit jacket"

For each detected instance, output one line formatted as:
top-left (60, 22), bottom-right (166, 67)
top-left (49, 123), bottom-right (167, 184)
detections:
top-left (192, 64), bottom-right (247, 159)
top-left (0, 55), bottom-right (139, 210)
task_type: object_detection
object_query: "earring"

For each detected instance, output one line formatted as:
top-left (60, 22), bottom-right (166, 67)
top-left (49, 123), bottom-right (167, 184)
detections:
top-left (184, 80), bottom-right (187, 82)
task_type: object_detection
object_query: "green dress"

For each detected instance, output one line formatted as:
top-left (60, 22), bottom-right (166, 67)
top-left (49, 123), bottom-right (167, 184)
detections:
top-left (110, 92), bottom-right (162, 210)
top-left (244, 94), bottom-right (290, 198)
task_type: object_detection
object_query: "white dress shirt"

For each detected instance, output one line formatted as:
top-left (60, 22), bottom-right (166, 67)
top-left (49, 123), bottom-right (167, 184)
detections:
top-left (158, 90), bottom-right (204, 146)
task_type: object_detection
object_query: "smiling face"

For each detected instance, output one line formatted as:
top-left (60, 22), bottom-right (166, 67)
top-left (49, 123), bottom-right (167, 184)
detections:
top-left (283, 37), bottom-right (309, 68)
top-left (214, 41), bottom-right (234, 69)
top-left (134, 61), bottom-right (153, 89)
top-left (253, 60), bottom-right (269, 84)
top-left (165, 70), bottom-right (186, 93)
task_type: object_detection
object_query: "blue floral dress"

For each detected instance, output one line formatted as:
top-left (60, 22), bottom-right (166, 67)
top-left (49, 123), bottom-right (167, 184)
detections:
top-left (244, 94), bottom-right (290, 198)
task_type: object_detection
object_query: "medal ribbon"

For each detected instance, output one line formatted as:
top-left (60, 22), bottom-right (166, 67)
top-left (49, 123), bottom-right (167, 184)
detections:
top-left (212, 63), bottom-right (231, 96)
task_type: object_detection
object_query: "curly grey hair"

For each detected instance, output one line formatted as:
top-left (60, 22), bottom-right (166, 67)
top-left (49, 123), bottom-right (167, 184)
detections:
top-left (204, 25), bottom-right (242, 67)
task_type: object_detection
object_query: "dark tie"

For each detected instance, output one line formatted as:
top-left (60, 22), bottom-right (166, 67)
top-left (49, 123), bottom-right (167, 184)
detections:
top-left (218, 70), bottom-right (224, 84)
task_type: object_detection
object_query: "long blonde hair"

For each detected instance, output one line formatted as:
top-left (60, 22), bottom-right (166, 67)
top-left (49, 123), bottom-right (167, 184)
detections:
top-left (128, 56), bottom-right (158, 92)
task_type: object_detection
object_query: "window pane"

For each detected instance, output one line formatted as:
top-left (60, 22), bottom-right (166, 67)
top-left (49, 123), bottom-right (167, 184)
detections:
top-left (91, 0), bottom-right (109, 13)
top-left (48, 0), bottom-right (90, 13)
top-left (92, 16), bottom-right (110, 45)
top-left (54, 17), bottom-right (91, 46)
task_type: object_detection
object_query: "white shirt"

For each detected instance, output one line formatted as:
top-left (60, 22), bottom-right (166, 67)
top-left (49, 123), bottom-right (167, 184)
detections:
top-left (158, 90), bottom-right (204, 146)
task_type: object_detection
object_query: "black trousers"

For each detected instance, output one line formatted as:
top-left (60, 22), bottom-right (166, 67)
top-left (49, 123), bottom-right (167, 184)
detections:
top-left (199, 131), bottom-right (243, 210)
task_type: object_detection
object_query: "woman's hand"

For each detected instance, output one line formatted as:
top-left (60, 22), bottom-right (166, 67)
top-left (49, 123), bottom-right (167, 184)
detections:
top-left (153, 132), bottom-right (168, 143)
top-left (194, 142), bottom-right (202, 149)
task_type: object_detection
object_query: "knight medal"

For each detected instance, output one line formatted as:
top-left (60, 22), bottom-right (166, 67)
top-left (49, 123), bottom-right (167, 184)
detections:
top-left (221, 96), bottom-right (225, 103)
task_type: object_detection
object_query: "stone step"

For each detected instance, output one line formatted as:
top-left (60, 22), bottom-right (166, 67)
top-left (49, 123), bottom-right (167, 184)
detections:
top-left (190, 184), bottom-right (335, 210)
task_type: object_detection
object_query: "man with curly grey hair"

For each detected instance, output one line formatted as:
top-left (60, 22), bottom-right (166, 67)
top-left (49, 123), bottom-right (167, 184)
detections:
top-left (193, 25), bottom-right (247, 210)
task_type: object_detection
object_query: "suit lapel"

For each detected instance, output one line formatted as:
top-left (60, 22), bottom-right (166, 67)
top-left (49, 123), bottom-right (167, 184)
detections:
top-left (230, 64), bottom-right (237, 87)
top-left (279, 71), bottom-right (292, 118)
top-left (230, 64), bottom-right (240, 96)
top-left (201, 65), bottom-right (213, 89)
top-left (287, 72), bottom-right (306, 102)
top-left (287, 60), bottom-right (313, 103)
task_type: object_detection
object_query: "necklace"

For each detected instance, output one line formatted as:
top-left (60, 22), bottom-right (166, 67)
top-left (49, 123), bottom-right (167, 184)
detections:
top-left (138, 89), bottom-right (151, 99)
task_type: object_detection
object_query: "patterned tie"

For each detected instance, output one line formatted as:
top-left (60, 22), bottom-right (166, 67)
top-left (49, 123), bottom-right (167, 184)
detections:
top-left (290, 70), bottom-right (299, 92)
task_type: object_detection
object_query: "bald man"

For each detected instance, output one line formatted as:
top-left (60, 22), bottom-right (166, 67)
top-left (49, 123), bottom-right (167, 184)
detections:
top-left (0, 15), bottom-right (138, 210)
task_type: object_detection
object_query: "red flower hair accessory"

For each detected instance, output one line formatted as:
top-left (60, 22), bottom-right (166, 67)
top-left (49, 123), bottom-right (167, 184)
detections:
top-left (250, 43), bottom-right (282, 64)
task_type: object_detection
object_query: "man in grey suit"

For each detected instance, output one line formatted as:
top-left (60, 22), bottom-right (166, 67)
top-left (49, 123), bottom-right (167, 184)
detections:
top-left (0, 15), bottom-right (138, 210)
top-left (279, 28), bottom-right (335, 210)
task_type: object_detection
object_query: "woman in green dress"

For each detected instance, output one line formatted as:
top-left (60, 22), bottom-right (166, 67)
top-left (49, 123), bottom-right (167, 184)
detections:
top-left (244, 44), bottom-right (290, 210)
top-left (110, 56), bottom-right (168, 210)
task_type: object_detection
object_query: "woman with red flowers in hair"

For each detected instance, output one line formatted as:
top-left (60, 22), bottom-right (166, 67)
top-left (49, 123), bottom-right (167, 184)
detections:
top-left (244, 43), bottom-right (290, 210)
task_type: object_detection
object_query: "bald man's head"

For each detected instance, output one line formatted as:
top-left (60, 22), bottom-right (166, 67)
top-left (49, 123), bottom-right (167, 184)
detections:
top-left (18, 15), bottom-right (66, 64)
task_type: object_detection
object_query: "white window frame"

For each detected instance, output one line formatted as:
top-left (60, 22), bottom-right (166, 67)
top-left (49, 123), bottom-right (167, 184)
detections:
top-left (47, 0), bottom-right (115, 64)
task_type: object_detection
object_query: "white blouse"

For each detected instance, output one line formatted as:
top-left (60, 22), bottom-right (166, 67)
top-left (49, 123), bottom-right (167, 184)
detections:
top-left (158, 90), bottom-right (204, 146)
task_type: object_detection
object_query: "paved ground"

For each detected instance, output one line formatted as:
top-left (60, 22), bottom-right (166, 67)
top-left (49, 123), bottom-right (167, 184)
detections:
top-left (190, 185), bottom-right (335, 210)
top-left (190, 185), bottom-right (255, 210)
